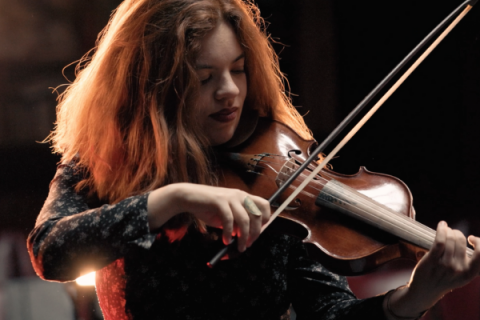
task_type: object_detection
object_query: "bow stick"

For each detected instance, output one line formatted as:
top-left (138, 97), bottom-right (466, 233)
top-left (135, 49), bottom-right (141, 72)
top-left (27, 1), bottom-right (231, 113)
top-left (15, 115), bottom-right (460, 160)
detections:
top-left (208, 0), bottom-right (477, 267)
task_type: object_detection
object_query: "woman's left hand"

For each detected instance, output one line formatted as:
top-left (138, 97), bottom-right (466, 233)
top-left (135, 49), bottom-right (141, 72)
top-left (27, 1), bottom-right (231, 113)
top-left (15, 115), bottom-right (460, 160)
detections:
top-left (410, 221), bottom-right (480, 298)
top-left (384, 221), bottom-right (480, 319)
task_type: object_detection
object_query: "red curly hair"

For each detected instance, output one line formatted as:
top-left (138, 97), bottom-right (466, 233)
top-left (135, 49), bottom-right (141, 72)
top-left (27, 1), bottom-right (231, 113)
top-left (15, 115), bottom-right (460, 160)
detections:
top-left (49, 0), bottom-right (312, 208)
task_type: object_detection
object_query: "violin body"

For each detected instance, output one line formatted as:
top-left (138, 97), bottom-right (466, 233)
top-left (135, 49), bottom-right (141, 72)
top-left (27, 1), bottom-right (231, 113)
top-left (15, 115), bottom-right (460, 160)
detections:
top-left (216, 118), bottom-right (426, 275)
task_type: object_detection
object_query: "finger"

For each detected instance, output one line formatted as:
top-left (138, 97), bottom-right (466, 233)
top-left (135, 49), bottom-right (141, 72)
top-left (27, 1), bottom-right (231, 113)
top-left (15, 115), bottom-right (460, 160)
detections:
top-left (232, 222), bottom-right (238, 238)
top-left (242, 196), bottom-right (263, 247)
top-left (442, 227), bottom-right (455, 265)
top-left (430, 221), bottom-right (447, 260)
top-left (468, 235), bottom-right (480, 249)
top-left (242, 195), bottom-right (269, 248)
top-left (217, 202), bottom-right (234, 246)
top-left (452, 229), bottom-right (467, 263)
top-left (243, 196), bottom-right (263, 218)
top-left (232, 202), bottom-right (249, 252)
top-left (250, 196), bottom-right (271, 224)
top-left (247, 205), bottom-right (262, 248)
top-left (467, 236), bottom-right (480, 277)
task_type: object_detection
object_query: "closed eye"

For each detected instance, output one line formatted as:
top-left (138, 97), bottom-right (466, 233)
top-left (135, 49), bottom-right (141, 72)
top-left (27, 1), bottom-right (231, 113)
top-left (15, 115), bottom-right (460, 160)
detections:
top-left (200, 74), bottom-right (212, 85)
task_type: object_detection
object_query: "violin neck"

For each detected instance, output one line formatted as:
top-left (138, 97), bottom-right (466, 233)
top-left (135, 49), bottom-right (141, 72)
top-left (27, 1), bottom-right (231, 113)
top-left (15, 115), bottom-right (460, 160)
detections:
top-left (315, 179), bottom-right (474, 258)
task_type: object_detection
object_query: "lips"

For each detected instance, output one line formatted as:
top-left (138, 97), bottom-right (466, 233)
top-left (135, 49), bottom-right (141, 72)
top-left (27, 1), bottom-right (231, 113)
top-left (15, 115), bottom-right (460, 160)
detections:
top-left (209, 107), bottom-right (239, 123)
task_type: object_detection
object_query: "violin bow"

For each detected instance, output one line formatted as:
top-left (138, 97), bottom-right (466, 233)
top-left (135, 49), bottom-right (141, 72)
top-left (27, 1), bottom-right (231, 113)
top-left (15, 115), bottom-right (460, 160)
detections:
top-left (208, 0), bottom-right (478, 267)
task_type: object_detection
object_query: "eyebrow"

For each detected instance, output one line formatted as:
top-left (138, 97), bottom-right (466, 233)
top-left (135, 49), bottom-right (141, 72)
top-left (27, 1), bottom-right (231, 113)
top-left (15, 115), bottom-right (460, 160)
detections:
top-left (195, 53), bottom-right (245, 70)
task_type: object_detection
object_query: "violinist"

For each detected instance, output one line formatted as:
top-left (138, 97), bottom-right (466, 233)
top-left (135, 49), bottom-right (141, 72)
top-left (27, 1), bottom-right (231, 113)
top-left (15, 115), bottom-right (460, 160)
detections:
top-left (27, 0), bottom-right (480, 319)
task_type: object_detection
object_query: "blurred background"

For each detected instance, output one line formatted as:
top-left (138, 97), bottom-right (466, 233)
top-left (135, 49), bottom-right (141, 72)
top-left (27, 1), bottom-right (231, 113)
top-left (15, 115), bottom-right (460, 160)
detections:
top-left (0, 0), bottom-right (479, 319)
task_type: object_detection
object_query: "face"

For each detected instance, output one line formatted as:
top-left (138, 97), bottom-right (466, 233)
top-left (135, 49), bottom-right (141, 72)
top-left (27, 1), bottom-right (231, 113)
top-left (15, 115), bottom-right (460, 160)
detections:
top-left (195, 21), bottom-right (247, 146)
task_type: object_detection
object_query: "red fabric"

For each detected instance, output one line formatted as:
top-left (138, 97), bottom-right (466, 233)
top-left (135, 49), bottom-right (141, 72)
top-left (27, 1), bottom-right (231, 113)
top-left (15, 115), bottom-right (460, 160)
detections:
top-left (96, 258), bottom-right (130, 320)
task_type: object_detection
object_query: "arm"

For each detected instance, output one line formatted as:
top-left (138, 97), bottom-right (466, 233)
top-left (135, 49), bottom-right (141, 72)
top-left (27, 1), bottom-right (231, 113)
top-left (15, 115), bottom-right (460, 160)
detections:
top-left (28, 162), bottom-right (272, 282)
top-left (28, 163), bottom-right (157, 281)
top-left (290, 221), bottom-right (480, 320)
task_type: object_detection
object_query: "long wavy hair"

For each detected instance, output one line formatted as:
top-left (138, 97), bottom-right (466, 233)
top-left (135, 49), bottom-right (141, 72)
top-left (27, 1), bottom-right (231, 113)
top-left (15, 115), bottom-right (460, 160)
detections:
top-left (49, 0), bottom-right (312, 231)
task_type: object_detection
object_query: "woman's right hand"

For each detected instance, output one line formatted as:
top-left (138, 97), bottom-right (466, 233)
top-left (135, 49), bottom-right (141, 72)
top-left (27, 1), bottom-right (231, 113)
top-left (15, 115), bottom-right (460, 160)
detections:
top-left (147, 183), bottom-right (271, 252)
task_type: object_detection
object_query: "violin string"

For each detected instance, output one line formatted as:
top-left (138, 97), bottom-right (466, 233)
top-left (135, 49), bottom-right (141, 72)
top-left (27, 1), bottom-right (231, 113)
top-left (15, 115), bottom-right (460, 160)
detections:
top-left (297, 176), bottom-right (473, 254)
top-left (257, 158), bottom-right (420, 225)
top-left (255, 162), bottom-right (280, 175)
top-left (255, 157), bottom-right (439, 249)
top-left (286, 173), bottom-right (438, 248)
top-left (253, 157), bottom-right (474, 257)
top-left (324, 182), bottom-right (437, 248)
top-left (268, 162), bottom-right (436, 240)
top-left (254, 157), bottom-right (326, 185)
top-left (243, 3), bottom-right (477, 257)
top-left (208, 3), bottom-right (476, 267)
top-left (296, 175), bottom-right (435, 238)
top-left (322, 182), bottom-right (474, 257)
top-left (324, 182), bottom-right (473, 257)
top-left (276, 159), bottom-right (433, 229)
top-left (312, 176), bottom-right (439, 245)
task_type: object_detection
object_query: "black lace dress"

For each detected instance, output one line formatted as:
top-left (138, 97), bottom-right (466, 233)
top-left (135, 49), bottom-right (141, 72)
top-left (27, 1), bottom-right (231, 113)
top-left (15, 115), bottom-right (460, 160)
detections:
top-left (28, 162), bottom-right (387, 320)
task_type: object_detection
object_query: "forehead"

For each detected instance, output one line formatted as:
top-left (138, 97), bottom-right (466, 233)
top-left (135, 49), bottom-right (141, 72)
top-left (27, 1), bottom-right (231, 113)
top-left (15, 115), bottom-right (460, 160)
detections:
top-left (196, 21), bottom-right (243, 64)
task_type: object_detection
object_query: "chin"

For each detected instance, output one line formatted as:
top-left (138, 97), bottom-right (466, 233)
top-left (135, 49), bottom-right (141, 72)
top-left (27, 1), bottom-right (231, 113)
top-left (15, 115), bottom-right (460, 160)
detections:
top-left (208, 129), bottom-right (235, 146)
top-left (209, 136), bottom-right (232, 147)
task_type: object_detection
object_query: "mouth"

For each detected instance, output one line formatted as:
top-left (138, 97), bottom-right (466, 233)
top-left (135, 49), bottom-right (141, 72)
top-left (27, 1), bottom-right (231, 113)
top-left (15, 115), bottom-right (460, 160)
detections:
top-left (209, 107), bottom-right (239, 123)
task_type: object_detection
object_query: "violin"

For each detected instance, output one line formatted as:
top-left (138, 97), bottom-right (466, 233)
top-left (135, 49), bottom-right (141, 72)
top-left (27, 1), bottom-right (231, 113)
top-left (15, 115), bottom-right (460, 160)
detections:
top-left (215, 118), bottom-right (439, 275)
top-left (209, 0), bottom-right (478, 273)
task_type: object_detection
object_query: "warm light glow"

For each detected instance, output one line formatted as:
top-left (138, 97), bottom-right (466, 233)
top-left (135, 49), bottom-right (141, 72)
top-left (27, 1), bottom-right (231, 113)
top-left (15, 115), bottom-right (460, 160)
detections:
top-left (76, 272), bottom-right (96, 286)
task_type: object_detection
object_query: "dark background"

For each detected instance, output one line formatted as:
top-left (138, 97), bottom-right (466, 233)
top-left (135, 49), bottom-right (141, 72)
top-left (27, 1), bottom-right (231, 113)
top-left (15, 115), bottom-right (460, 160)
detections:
top-left (1, 0), bottom-right (479, 318)
top-left (258, 0), bottom-right (480, 234)
top-left (1, 0), bottom-right (479, 278)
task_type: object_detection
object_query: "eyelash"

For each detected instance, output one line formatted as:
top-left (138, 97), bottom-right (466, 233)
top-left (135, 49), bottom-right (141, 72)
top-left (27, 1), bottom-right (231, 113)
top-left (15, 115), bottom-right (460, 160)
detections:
top-left (201, 75), bottom-right (212, 85)
top-left (200, 69), bottom-right (245, 85)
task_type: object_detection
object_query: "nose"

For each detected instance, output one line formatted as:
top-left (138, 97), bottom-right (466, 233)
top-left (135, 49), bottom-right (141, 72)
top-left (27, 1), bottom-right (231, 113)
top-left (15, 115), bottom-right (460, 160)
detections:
top-left (214, 72), bottom-right (239, 102)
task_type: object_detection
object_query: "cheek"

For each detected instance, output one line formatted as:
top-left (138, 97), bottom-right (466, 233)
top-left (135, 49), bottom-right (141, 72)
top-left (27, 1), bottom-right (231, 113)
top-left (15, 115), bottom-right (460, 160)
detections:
top-left (238, 76), bottom-right (248, 101)
top-left (196, 90), bottom-right (212, 116)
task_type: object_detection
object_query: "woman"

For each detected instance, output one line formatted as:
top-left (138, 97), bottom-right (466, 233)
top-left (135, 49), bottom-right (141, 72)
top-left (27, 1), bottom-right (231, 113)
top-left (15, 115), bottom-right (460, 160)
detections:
top-left (28, 0), bottom-right (480, 319)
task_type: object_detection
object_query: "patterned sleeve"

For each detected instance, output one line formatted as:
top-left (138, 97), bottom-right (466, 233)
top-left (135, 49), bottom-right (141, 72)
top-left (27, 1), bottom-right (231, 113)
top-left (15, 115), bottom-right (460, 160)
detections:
top-left (27, 162), bottom-right (157, 282)
top-left (288, 241), bottom-right (387, 320)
